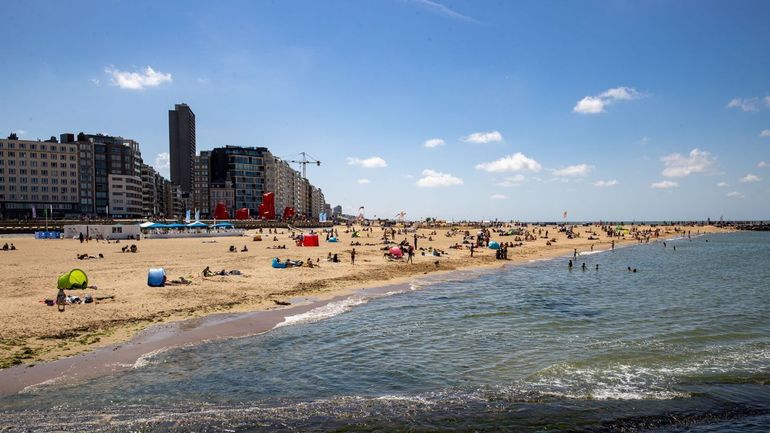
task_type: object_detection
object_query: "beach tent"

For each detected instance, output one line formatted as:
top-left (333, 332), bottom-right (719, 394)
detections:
top-left (389, 246), bottom-right (403, 258)
top-left (488, 241), bottom-right (500, 250)
top-left (166, 223), bottom-right (186, 229)
top-left (303, 234), bottom-right (320, 247)
top-left (147, 268), bottom-right (166, 287)
top-left (57, 269), bottom-right (88, 290)
top-left (271, 258), bottom-right (287, 269)
top-left (327, 236), bottom-right (338, 243)
top-left (212, 222), bottom-right (234, 228)
top-left (139, 221), bottom-right (157, 228)
top-left (186, 221), bottom-right (208, 228)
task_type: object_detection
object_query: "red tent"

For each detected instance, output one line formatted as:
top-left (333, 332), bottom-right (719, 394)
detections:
top-left (302, 234), bottom-right (319, 247)
top-left (283, 207), bottom-right (295, 220)
top-left (235, 208), bottom-right (250, 220)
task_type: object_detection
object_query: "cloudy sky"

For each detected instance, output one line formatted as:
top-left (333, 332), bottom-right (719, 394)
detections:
top-left (1, 0), bottom-right (769, 220)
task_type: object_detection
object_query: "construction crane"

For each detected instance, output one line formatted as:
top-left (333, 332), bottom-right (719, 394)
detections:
top-left (286, 152), bottom-right (321, 179)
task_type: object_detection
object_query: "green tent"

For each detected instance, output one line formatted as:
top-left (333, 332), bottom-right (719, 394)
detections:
top-left (57, 269), bottom-right (88, 290)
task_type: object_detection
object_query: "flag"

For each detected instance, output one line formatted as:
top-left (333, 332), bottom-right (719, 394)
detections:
top-left (194, 209), bottom-right (200, 221)
top-left (185, 209), bottom-right (191, 223)
top-left (31, 206), bottom-right (36, 219)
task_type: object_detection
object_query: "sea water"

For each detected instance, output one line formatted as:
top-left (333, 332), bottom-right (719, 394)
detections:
top-left (1, 232), bottom-right (769, 432)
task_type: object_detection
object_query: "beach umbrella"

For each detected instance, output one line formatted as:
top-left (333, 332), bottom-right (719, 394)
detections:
top-left (186, 221), bottom-right (208, 228)
top-left (389, 246), bottom-right (403, 258)
top-left (57, 269), bottom-right (88, 290)
top-left (488, 241), bottom-right (500, 250)
top-left (139, 221), bottom-right (157, 228)
top-left (212, 222), bottom-right (234, 228)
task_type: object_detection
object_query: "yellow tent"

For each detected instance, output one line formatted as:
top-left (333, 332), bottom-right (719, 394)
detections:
top-left (57, 269), bottom-right (88, 290)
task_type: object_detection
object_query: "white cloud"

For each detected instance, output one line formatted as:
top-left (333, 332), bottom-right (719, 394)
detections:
top-left (416, 169), bottom-right (463, 187)
top-left (553, 163), bottom-right (594, 177)
top-left (740, 174), bottom-right (761, 183)
top-left (154, 152), bottom-right (170, 177)
top-left (727, 191), bottom-right (744, 198)
top-left (726, 97), bottom-right (759, 112)
top-left (761, 130), bottom-right (770, 137)
top-left (490, 194), bottom-right (508, 200)
top-left (475, 152), bottom-right (542, 173)
top-left (346, 156), bottom-right (387, 168)
top-left (573, 96), bottom-right (605, 114)
top-left (660, 148), bottom-right (715, 177)
top-left (196, 77), bottom-right (210, 84)
top-left (495, 174), bottom-right (525, 187)
top-left (651, 180), bottom-right (679, 189)
top-left (758, 161), bottom-right (769, 168)
top-left (106, 66), bottom-right (172, 90)
top-left (573, 86), bottom-right (644, 114)
top-left (357, 178), bottom-right (370, 185)
top-left (89, 78), bottom-right (100, 86)
top-left (411, 0), bottom-right (478, 23)
top-left (766, 96), bottom-right (770, 107)
top-left (717, 181), bottom-right (729, 187)
top-left (593, 179), bottom-right (618, 187)
top-left (423, 138), bottom-right (446, 148)
top-left (462, 130), bottom-right (503, 144)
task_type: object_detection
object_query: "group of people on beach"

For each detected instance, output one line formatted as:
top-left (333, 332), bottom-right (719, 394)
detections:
top-left (1, 242), bottom-right (16, 251)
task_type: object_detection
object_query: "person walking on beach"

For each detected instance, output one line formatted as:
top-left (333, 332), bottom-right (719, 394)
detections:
top-left (413, 233), bottom-right (418, 250)
top-left (611, 240), bottom-right (615, 251)
top-left (407, 246), bottom-right (414, 263)
top-left (470, 243), bottom-right (475, 257)
top-left (79, 232), bottom-right (84, 244)
top-left (573, 248), bottom-right (577, 259)
top-left (351, 248), bottom-right (356, 265)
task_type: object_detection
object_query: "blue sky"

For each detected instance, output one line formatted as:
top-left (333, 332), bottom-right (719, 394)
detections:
top-left (1, 0), bottom-right (769, 221)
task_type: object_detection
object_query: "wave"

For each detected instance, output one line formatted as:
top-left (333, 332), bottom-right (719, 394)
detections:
top-left (274, 296), bottom-right (370, 328)
top-left (578, 249), bottom-right (607, 256)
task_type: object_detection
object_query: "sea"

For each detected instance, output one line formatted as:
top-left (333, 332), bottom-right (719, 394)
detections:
top-left (1, 231), bottom-right (768, 432)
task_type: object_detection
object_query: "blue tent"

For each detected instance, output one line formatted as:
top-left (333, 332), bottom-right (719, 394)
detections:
top-left (166, 223), bottom-right (186, 229)
top-left (186, 221), bottom-right (208, 228)
top-left (212, 222), bottom-right (234, 228)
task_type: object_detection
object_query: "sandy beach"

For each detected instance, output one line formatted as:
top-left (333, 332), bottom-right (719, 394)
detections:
top-left (0, 223), bottom-right (732, 369)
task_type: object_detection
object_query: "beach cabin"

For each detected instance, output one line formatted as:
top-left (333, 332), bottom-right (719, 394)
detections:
top-left (63, 223), bottom-right (141, 240)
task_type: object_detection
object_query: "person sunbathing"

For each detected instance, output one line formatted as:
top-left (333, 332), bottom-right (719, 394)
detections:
top-left (229, 245), bottom-right (237, 252)
top-left (241, 245), bottom-right (248, 252)
top-left (203, 266), bottom-right (214, 277)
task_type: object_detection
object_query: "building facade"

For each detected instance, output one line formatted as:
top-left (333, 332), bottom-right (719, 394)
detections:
top-left (193, 150), bottom-right (210, 217)
top-left (107, 174), bottom-right (143, 218)
top-left (209, 146), bottom-right (268, 215)
top-left (0, 134), bottom-right (80, 218)
top-left (169, 103), bottom-right (196, 194)
top-left (76, 133), bottom-right (143, 217)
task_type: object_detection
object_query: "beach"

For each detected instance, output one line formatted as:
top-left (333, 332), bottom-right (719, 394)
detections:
top-left (0, 223), bottom-right (732, 369)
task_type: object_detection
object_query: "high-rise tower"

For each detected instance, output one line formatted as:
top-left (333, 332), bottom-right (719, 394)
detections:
top-left (168, 103), bottom-right (196, 193)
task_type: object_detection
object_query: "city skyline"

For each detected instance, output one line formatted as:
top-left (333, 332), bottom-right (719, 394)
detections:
top-left (1, 1), bottom-right (769, 220)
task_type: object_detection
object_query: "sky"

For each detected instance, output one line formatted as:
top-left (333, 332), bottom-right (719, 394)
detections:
top-left (1, 0), bottom-right (769, 221)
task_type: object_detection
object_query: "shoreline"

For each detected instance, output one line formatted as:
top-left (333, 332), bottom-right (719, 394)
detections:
top-left (0, 224), bottom-right (733, 380)
top-left (0, 229), bottom-right (731, 396)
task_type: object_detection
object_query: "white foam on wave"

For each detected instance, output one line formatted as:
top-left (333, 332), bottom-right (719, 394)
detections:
top-left (578, 249), bottom-right (607, 256)
top-left (132, 347), bottom-right (171, 369)
top-left (275, 296), bottom-right (369, 328)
